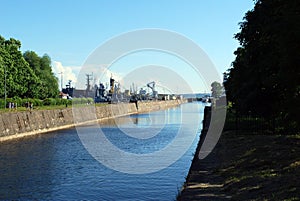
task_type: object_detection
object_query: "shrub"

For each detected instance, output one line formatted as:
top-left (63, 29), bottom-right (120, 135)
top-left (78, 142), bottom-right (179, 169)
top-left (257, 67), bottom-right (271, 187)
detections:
top-left (43, 98), bottom-right (57, 106)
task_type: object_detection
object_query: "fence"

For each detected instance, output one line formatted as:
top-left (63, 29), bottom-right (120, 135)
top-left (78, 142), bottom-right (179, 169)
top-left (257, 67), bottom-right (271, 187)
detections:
top-left (224, 112), bottom-right (299, 135)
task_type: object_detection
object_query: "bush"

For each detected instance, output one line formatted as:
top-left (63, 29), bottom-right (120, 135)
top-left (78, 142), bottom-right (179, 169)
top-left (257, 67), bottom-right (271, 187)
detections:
top-left (31, 98), bottom-right (43, 106)
top-left (71, 97), bottom-right (93, 105)
top-left (0, 99), bottom-right (6, 108)
top-left (0, 97), bottom-right (92, 109)
top-left (12, 97), bottom-right (22, 107)
top-left (43, 98), bottom-right (57, 106)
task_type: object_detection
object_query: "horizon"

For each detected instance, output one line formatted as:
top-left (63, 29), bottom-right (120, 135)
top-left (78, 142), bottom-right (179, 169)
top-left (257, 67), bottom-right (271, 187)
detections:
top-left (1, 1), bottom-right (255, 93)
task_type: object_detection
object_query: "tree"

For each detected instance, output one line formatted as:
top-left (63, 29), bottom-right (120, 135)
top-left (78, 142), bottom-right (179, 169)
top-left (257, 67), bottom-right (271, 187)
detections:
top-left (0, 36), bottom-right (40, 98)
top-left (0, 35), bottom-right (59, 99)
top-left (224, 0), bottom-right (300, 129)
top-left (23, 51), bottom-right (59, 99)
top-left (211, 81), bottom-right (223, 98)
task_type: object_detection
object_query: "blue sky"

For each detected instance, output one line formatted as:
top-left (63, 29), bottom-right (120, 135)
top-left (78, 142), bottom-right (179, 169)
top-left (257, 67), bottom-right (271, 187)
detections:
top-left (1, 0), bottom-right (254, 92)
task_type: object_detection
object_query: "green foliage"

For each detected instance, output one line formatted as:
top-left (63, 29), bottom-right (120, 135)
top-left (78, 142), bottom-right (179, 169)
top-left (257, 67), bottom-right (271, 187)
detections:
top-left (0, 35), bottom-right (59, 100)
top-left (0, 98), bottom-right (73, 108)
top-left (43, 98), bottom-right (72, 106)
top-left (71, 97), bottom-right (93, 105)
top-left (0, 36), bottom-right (40, 99)
top-left (23, 51), bottom-right (59, 99)
top-left (43, 98), bottom-right (57, 106)
top-left (224, 0), bottom-right (300, 130)
top-left (211, 81), bottom-right (223, 98)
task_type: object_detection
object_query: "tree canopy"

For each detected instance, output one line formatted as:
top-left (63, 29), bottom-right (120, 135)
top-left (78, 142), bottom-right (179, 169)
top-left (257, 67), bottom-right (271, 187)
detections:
top-left (0, 35), bottom-right (59, 99)
top-left (224, 0), bottom-right (300, 129)
top-left (211, 81), bottom-right (223, 98)
top-left (23, 51), bottom-right (59, 99)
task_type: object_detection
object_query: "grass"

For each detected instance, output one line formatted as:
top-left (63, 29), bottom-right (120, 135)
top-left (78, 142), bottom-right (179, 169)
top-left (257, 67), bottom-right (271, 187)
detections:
top-left (0, 105), bottom-right (67, 113)
top-left (0, 102), bottom-right (109, 113)
top-left (216, 132), bottom-right (300, 200)
top-left (179, 131), bottom-right (300, 201)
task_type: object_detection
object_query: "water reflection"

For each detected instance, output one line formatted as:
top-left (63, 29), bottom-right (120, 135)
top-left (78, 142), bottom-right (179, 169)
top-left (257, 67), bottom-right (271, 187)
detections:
top-left (0, 102), bottom-right (206, 200)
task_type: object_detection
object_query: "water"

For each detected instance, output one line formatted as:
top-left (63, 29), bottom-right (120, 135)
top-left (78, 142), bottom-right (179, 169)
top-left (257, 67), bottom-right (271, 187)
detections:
top-left (0, 102), bottom-right (205, 200)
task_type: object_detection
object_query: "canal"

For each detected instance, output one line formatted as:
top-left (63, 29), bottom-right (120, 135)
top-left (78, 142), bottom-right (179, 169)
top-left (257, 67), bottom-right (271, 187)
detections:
top-left (0, 102), bottom-right (205, 200)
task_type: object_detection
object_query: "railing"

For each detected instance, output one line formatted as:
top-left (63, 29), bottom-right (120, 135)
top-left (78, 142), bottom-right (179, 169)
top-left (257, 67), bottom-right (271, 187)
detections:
top-left (224, 112), bottom-right (299, 135)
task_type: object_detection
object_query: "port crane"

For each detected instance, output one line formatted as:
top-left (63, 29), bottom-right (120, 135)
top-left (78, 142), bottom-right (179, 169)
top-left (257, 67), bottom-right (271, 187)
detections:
top-left (147, 81), bottom-right (158, 99)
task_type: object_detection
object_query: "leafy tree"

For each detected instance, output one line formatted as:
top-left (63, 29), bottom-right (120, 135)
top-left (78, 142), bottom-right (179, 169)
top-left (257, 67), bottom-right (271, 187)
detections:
top-left (0, 35), bottom-right (59, 99)
top-left (224, 0), bottom-right (300, 129)
top-left (0, 36), bottom-right (39, 98)
top-left (23, 51), bottom-right (59, 99)
top-left (211, 81), bottom-right (223, 98)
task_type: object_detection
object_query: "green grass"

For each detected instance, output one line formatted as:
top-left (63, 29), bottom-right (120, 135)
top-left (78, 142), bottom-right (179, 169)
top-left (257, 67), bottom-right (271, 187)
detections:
top-left (0, 102), bottom-right (109, 113)
top-left (216, 132), bottom-right (300, 200)
top-left (0, 105), bottom-right (67, 113)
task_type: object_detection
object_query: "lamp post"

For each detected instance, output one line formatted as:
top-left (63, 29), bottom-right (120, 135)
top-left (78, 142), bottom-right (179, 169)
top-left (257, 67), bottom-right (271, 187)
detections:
top-left (4, 63), bottom-right (6, 110)
top-left (0, 57), bottom-right (6, 110)
top-left (58, 72), bottom-right (63, 91)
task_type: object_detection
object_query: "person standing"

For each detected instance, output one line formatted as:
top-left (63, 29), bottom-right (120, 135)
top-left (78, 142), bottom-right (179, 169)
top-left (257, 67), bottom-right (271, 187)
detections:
top-left (29, 102), bottom-right (33, 111)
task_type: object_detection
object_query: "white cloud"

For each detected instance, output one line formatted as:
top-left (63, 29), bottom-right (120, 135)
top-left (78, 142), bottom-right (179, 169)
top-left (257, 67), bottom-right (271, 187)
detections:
top-left (99, 68), bottom-right (123, 85)
top-left (52, 61), bottom-right (78, 89)
top-left (75, 63), bottom-right (123, 89)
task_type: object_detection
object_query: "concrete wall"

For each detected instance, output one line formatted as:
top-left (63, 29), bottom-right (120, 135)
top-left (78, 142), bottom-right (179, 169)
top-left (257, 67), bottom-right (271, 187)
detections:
top-left (0, 100), bottom-right (186, 141)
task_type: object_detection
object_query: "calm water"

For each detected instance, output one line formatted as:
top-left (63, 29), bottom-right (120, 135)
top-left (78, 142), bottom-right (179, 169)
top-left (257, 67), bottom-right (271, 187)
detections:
top-left (0, 102), bottom-right (205, 201)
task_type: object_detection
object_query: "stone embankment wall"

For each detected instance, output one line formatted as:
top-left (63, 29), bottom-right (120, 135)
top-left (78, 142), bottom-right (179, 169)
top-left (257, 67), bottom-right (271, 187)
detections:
top-left (0, 100), bottom-right (186, 141)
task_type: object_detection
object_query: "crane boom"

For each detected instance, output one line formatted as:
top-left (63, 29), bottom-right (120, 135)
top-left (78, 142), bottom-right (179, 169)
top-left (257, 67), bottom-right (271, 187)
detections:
top-left (147, 81), bottom-right (158, 99)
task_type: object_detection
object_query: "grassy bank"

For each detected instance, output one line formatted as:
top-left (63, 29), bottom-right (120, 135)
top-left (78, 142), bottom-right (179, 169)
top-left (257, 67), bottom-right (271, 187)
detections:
top-left (178, 131), bottom-right (300, 201)
top-left (0, 103), bottom-right (109, 113)
top-left (0, 97), bottom-right (110, 113)
top-left (0, 97), bottom-right (95, 113)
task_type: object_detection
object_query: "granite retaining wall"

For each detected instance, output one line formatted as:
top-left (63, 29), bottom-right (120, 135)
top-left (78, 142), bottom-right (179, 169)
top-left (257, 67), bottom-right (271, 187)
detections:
top-left (0, 100), bottom-right (186, 141)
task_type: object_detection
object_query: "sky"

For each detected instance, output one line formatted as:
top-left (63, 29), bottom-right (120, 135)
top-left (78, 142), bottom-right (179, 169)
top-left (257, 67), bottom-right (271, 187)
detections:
top-left (0, 0), bottom-right (255, 93)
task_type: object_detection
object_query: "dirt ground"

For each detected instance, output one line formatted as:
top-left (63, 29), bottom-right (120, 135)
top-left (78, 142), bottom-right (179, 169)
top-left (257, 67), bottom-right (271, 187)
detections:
top-left (178, 131), bottom-right (300, 201)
